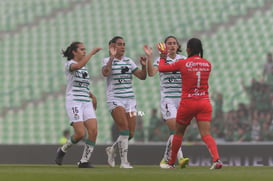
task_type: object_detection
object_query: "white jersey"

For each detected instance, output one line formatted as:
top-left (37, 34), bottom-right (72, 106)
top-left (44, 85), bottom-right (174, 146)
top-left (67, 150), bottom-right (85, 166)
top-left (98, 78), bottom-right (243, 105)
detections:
top-left (153, 54), bottom-right (187, 99)
top-left (102, 56), bottom-right (138, 100)
top-left (65, 60), bottom-right (91, 102)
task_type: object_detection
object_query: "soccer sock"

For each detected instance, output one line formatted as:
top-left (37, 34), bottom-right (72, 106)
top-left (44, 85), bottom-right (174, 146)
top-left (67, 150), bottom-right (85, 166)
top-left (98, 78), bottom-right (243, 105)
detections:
top-left (164, 134), bottom-right (183, 161)
top-left (61, 136), bottom-right (78, 152)
top-left (163, 134), bottom-right (173, 161)
top-left (168, 134), bottom-right (183, 165)
top-left (202, 134), bottom-right (220, 162)
top-left (176, 145), bottom-right (183, 160)
top-left (80, 140), bottom-right (95, 163)
top-left (117, 130), bottom-right (130, 164)
top-left (111, 130), bottom-right (129, 148)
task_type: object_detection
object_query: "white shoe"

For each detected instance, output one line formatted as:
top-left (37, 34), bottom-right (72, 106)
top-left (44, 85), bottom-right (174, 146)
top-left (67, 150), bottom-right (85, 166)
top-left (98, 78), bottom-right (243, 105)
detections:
top-left (210, 160), bottom-right (223, 170)
top-left (120, 162), bottom-right (133, 168)
top-left (160, 164), bottom-right (175, 169)
top-left (159, 159), bottom-right (168, 168)
top-left (105, 146), bottom-right (115, 167)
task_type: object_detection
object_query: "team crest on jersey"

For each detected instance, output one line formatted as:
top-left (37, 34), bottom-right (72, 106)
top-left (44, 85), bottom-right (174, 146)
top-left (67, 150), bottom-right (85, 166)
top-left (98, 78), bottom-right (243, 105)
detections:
top-left (82, 71), bottom-right (88, 78)
top-left (121, 66), bottom-right (129, 74)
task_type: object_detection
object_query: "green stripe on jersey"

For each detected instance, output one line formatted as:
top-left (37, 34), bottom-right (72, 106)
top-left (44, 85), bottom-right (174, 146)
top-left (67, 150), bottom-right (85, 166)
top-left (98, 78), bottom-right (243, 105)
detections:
top-left (113, 77), bottom-right (131, 80)
top-left (112, 64), bottom-right (130, 66)
top-left (73, 94), bottom-right (90, 97)
top-left (164, 91), bottom-right (181, 94)
top-left (72, 90), bottom-right (89, 93)
top-left (114, 91), bottom-right (134, 94)
top-left (165, 96), bottom-right (181, 98)
top-left (112, 73), bottom-right (131, 76)
top-left (163, 86), bottom-right (181, 89)
top-left (114, 96), bottom-right (135, 98)
top-left (164, 82), bottom-right (182, 85)
top-left (113, 82), bottom-right (131, 85)
top-left (73, 99), bottom-right (91, 102)
top-left (113, 87), bottom-right (132, 90)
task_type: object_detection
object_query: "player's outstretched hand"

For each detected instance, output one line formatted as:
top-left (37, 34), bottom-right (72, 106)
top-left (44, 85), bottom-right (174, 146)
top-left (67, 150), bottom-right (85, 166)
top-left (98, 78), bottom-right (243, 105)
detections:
top-left (156, 42), bottom-right (167, 54)
top-left (140, 56), bottom-right (147, 66)
top-left (143, 45), bottom-right (152, 57)
top-left (109, 44), bottom-right (117, 58)
top-left (90, 47), bottom-right (102, 55)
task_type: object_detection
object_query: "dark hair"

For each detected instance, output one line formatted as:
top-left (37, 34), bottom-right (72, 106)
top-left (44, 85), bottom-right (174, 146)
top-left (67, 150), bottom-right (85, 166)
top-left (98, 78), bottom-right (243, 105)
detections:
top-left (110, 36), bottom-right (123, 43)
top-left (164, 35), bottom-right (182, 54)
top-left (62, 41), bottom-right (82, 60)
top-left (187, 38), bottom-right (203, 58)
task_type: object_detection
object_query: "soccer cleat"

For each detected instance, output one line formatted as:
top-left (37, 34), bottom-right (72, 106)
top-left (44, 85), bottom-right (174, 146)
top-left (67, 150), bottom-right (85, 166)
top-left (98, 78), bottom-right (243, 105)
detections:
top-left (105, 146), bottom-right (116, 167)
top-left (120, 162), bottom-right (133, 169)
top-left (78, 162), bottom-right (94, 168)
top-left (55, 147), bottom-right (66, 165)
top-left (159, 159), bottom-right (169, 168)
top-left (178, 157), bottom-right (190, 168)
top-left (210, 160), bottom-right (223, 170)
top-left (160, 163), bottom-right (175, 169)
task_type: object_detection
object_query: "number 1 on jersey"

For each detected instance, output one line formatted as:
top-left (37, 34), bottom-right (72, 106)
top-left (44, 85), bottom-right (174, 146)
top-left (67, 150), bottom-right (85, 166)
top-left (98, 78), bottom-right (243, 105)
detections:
top-left (196, 71), bottom-right (201, 88)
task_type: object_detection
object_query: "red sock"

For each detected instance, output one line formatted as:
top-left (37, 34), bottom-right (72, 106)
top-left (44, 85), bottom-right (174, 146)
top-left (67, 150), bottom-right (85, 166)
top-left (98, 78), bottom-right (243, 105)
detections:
top-left (202, 134), bottom-right (220, 162)
top-left (168, 134), bottom-right (183, 165)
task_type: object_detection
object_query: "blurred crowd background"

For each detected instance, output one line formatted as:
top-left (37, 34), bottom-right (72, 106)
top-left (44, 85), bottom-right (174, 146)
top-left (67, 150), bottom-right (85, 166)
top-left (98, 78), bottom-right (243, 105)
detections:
top-left (0, 0), bottom-right (272, 144)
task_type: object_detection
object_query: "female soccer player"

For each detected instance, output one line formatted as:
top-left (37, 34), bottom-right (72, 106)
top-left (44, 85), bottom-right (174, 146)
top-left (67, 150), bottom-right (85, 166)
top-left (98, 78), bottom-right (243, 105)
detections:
top-left (102, 36), bottom-right (149, 168)
top-left (157, 38), bottom-right (223, 169)
top-left (147, 36), bottom-right (189, 168)
top-left (55, 42), bottom-right (102, 168)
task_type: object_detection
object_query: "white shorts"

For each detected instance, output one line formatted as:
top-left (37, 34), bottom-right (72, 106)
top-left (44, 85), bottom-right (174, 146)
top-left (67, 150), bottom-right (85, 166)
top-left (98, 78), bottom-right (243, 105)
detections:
top-left (66, 101), bottom-right (96, 124)
top-left (107, 98), bottom-right (137, 113)
top-left (160, 98), bottom-right (180, 120)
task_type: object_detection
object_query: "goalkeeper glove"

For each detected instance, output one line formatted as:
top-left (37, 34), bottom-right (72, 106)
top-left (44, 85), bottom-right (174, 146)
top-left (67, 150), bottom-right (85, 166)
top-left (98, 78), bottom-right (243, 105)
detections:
top-left (156, 42), bottom-right (167, 58)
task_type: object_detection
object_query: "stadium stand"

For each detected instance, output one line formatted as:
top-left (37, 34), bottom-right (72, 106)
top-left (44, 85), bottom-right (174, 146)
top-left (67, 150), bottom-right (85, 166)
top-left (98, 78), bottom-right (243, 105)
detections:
top-left (0, 0), bottom-right (272, 144)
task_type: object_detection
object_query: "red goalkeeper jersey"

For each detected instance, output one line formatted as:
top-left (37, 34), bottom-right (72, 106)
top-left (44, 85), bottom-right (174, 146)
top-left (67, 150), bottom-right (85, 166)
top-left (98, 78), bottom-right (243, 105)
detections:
top-left (158, 55), bottom-right (211, 99)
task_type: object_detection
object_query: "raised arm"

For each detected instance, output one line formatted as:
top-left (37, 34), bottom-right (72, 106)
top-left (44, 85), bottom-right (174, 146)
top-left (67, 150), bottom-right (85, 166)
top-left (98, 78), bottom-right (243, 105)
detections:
top-left (156, 42), bottom-right (179, 72)
top-left (70, 47), bottom-right (102, 71)
top-left (158, 57), bottom-right (181, 72)
top-left (143, 44), bottom-right (158, 77)
top-left (101, 45), bottom-right (116, 77)
top-left (133, 56), bottom-right (147, 80)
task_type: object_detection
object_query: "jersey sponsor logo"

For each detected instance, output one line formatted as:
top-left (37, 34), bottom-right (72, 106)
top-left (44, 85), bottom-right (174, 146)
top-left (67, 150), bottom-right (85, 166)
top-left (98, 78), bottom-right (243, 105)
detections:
top-left (73, 81), bottom-right (89, 88)
top-left (75, 70), bottom-right (89, 78)
top-left (168, 76), bottom-right (180, 83)
top-left (185, 61), bottom-right (210, 68)
top-left (118, 75), bottom-right (131, 84)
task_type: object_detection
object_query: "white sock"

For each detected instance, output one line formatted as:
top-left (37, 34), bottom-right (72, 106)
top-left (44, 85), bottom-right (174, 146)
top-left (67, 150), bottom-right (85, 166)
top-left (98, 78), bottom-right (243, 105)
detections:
top-left (163, 135), bottom-right (173, 161)
top-left (163, 135), bottom-right (184, 161)
top-left (80, 144), bottom-right (94, 163)
top-left (177, 147), bottom-right (183, 160)
top-left (61, 139), bottom-right (73, 152)
top-left (117, 135), bottom-right (129, 164)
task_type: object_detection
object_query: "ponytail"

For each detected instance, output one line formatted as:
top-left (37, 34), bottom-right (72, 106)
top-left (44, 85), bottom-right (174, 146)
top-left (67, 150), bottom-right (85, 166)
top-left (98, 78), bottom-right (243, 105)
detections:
top-left (62, 41), bottom-right (82, 60)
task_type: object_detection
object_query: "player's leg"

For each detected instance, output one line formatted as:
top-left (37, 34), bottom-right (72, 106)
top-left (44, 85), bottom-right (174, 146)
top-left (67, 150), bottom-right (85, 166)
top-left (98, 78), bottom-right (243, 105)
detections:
top-left (160, 101), bottom-right (189, 168)
top-left (113, 106), bottom-right (132, 168)
top-left (196, 99), bottom-right (222, 169)
top-left (110, 106), bottom-right (132, 168)
top-left (77, 118), bottom-right (97, 168)
top-left (198, 121), bottom-right (222, 169)
top-left (55, 121), bottom-right (85, 165)
top-left (167, 122), bottom-right (187, 167)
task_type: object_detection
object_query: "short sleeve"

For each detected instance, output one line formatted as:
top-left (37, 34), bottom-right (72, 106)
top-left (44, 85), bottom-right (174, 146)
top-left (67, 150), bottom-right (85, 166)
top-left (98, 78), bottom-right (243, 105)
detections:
top-left (153, 57), bottom-right (160, 67)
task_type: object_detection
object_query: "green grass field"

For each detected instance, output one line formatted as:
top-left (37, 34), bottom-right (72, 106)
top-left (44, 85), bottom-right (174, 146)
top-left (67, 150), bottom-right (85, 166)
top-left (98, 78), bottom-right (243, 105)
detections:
top-left (0, 165), bottom-right (272, 181)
